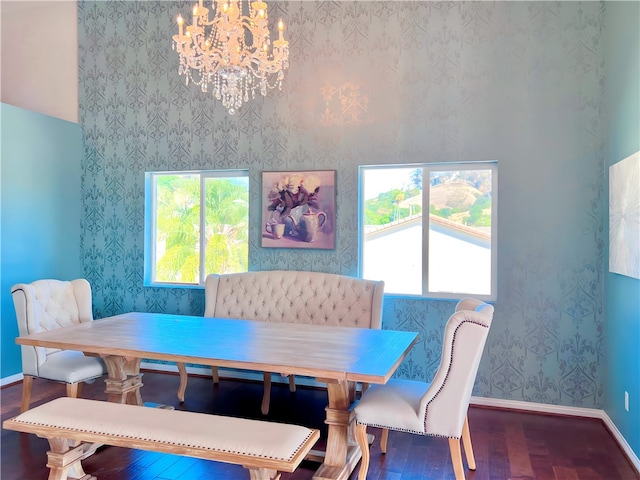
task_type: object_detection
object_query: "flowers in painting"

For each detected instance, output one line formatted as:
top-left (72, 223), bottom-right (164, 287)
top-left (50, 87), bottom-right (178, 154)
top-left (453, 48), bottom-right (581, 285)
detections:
top-left (268, 173), bottom-right (321, 217)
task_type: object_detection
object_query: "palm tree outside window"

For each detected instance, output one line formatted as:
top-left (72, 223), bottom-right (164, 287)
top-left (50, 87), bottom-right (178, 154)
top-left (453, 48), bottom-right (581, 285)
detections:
top-left (144, 170), bottom-right (249, 286)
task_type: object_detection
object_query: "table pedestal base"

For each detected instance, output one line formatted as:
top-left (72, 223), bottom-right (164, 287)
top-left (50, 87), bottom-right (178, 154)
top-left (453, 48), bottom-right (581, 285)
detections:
top-left (312, 380), bottom-right (362, 480)
top-left (102, 356), bottom-right (144, 406)
top-left (313, 444), bottom-right (362, 480)
top-left (99, 358), bottom-right (365, 480)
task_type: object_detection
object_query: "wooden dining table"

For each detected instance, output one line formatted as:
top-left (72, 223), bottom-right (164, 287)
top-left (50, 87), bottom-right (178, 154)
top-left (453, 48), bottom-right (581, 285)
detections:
top-left (15, 311), bottom-right (418, 480)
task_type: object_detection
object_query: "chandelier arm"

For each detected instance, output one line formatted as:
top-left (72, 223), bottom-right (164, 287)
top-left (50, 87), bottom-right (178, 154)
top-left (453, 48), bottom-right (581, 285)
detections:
top-left (250, 62), bottom-right (287, 75)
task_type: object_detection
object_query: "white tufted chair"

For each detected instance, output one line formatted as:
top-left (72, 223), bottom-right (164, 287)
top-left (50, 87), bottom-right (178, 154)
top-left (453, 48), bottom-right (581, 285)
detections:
top-left (176, 270), bottom-right (385, 414)
top-left (11, 279), bottom-right (107, 412)
top-left (354, 298), bottom-right (494, 480)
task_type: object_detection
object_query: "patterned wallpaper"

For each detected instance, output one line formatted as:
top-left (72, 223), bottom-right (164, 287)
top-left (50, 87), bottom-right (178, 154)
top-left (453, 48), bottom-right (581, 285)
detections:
top-left (78, 1), bottom-right (606, 408)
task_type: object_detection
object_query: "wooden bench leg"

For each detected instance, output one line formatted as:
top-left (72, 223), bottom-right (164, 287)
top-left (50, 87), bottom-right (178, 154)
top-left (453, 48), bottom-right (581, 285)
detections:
top-left (261, 372), bottom-right (272, 415)
top-left (245, 466), bottom-right (280, 480)
top-left (176, 362), bottom-right (187, 403)
top-left (348, 382), bottom-right (356, 403)
top-left (46, 438), bottom-right (97, 480)
top-left (20, 375), bottom-right (34, 413)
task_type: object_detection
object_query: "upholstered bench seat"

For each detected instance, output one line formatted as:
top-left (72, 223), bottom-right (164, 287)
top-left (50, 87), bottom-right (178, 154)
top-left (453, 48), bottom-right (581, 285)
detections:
top-left (3, 397), bottom-right (320, 480)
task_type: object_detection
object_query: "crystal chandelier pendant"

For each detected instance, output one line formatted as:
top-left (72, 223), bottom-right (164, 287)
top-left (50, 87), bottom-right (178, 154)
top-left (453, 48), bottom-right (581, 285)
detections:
top-left (219, 66), bottom-right (247, 115)
top-left (172, 0), bottom-right (289, 115)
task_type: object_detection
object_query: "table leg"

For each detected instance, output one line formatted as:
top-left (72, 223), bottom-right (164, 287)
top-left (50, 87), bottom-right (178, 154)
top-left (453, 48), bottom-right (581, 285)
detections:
top-left (313, 380), bottom-right (362, 480)
top-left (102, 355), bottom-right (143, 405)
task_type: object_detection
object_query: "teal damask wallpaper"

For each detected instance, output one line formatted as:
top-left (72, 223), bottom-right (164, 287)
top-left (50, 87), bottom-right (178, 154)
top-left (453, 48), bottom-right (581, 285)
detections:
top-left (78, 2), bottom-right (605, 408)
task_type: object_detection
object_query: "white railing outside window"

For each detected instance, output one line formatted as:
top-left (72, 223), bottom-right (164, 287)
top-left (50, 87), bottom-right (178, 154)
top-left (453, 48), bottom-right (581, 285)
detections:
top-left (359, 163), bottom-right (497, 300)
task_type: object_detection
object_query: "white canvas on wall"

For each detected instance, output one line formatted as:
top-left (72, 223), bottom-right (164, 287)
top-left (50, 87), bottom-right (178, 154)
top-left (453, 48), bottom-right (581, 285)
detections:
top-left (609, 151), bottom-right (640, 279)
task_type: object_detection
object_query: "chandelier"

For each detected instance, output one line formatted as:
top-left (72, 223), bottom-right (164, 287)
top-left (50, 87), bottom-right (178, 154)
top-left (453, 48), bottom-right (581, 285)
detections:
top-left (172, 0), bottom-right (289, 115)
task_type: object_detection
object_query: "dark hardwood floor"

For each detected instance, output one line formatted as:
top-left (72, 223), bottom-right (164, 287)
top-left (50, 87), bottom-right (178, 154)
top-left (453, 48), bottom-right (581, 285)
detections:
top-left (1, 371), bottom-right (638, 480)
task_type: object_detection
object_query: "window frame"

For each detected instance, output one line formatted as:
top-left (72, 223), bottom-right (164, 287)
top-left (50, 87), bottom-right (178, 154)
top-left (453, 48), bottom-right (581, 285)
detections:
top-left (358, 161), bottom-right (498, 301)
top-left (144, 169), bottom-right (250, 288)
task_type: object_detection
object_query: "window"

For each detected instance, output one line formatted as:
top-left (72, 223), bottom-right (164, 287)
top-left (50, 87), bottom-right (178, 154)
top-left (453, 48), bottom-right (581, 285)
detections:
top-left (144, 170), bottom-right (249, 287)
top-left (359, 163), bottom-right (497, 300)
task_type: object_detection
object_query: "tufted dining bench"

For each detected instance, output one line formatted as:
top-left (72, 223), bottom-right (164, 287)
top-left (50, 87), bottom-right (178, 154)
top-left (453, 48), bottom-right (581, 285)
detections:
top-left (177, 270), bottom-right (385, 414)
top-left (3, 397), bottom-right (320, 480)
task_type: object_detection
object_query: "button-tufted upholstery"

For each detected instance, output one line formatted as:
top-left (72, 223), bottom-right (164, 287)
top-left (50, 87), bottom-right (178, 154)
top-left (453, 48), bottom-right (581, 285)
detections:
top-left (354, 298), bottom-right (494, 480)
top-left (11, 279), bottom-right (107, 412)
top-left (177, 271), bottom-right (385, 413)
top-left (205, 270), bottom-right (384, 328)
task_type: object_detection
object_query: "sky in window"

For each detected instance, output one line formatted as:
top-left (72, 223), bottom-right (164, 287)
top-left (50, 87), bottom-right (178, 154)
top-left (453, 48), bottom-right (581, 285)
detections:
top-left (363, 168), bottom-right (416, 200)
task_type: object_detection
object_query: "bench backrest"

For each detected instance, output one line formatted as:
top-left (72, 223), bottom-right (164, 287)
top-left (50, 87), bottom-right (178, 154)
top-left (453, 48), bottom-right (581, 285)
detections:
top-left (205, 271), bottom-right (384, 329)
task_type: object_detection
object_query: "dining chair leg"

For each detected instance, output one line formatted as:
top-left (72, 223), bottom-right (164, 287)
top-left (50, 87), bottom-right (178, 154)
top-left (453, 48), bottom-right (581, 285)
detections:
top-left (176, 362), bottom-right (188, 402)
top-left (355, 423), bottom-right (370, 480)
top-left (212, 366), bottom-right (219, 384)
top-left (288, 375), bottom-right (296, 392)
top-left (448, 437), bottom-right (466, 480)
top-left (66, 382), bottom-right (80, 399)
top-left (380, 428), bottom-right (389, 453)
top-left (261, 372), bottom-right (272, 415)
top-left (20, 375), bottom-right (34, 413)
top-left (462, 415), bottom-right (476, 470)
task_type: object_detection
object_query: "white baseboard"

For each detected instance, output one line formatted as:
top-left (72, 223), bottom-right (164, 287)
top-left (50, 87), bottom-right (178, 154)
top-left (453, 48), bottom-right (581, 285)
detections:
top-left (601, 412), bottom-right (640, 474)
top-left (1, 372), bottom-right (23, 387)
top-left (470, 396), bottom-right (604, 418)
top-left (470, 396), bottom-right (640, 473)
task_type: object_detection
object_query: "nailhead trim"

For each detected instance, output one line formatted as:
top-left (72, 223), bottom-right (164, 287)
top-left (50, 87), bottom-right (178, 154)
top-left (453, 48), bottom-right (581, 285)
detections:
top-left (358, 315), bottom-right (490, 441)
top-left (11, 418), bottom-right (316, 462)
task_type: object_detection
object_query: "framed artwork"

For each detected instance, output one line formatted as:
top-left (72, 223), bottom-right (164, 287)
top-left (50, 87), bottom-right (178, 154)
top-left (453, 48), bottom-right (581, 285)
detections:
top-left (609, 151), bottom-right (640, 279)
top-left (262, 170), bottom-right (336, 249)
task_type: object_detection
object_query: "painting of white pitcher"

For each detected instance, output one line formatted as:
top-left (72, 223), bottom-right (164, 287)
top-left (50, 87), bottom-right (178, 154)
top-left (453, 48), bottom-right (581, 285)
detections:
top-left (285, 209), bottom-right (327, 242)
top-left (261, 170), bottom-right (336, 249)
